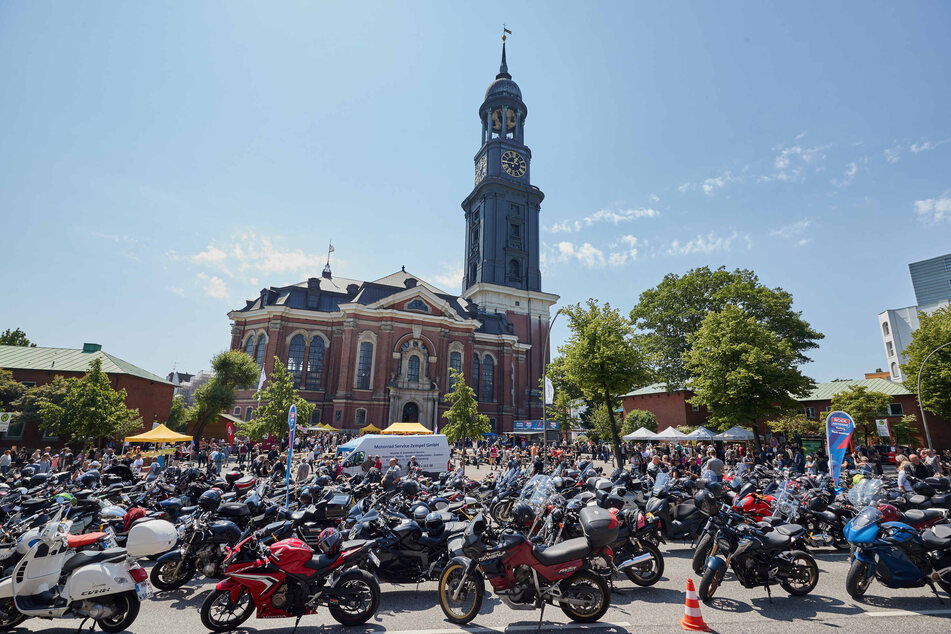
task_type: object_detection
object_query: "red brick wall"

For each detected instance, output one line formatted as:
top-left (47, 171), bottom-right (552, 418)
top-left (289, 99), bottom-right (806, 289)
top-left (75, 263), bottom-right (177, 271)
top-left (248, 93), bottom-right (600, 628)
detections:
top-left (621, 390), bottom-right (709, 430)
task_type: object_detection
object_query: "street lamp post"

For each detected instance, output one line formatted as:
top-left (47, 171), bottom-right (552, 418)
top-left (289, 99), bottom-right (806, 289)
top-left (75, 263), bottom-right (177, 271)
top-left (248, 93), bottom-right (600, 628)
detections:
top-left (916, 340), bottom-right (951, 450)
top-left (541, 308), bottom-right (563, 459)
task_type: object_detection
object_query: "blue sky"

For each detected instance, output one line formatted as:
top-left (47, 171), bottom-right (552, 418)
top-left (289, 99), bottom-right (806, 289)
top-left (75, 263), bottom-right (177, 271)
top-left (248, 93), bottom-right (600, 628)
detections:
top-left (1, 2), bottom-right (949, 383)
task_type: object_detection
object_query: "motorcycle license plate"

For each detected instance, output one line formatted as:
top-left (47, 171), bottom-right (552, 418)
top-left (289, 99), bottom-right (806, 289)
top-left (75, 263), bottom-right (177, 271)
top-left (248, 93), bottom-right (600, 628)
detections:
top-left (136, 581), bottom-right (154, 600)
top-left (369, 551), bottom-right (380, 567)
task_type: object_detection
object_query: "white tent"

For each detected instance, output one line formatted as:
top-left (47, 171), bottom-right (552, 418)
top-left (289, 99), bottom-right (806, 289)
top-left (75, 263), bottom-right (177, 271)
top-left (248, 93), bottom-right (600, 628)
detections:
top-left (686, 426), bottom-right (717, 440)
top-left (622, 427), bottom-right (657, 441)
top-left (715, 426), bottom-right (755, 441)
top-left (654, 426), bottom-right (688, 441)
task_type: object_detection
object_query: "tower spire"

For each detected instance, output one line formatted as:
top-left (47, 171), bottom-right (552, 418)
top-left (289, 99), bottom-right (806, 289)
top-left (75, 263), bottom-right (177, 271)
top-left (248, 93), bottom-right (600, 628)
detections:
top-left (498, 26), bottom-right (512, 79)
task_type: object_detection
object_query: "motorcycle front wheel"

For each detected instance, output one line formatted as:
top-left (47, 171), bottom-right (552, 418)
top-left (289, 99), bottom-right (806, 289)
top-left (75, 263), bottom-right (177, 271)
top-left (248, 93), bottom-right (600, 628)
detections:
top-left (698, 564), bottom-right (726, 602)
top-left (692, 534), bottom-right (713, 575)
top-left (624, 541), bottom-right (664, 587)
top-left (200, 587), bottom-right (254, 632)
top-left (779, 550), bottom-right (819, 596)
top-left (0, 597), bottom-right (27, 631)
top-left (150, 557), bottom-right (196, 591)
top-left (96, 591), bottom-right (140, 634)
top-left (438, 561), bottom-right (484, 624)
top-left (559, 570), bottom-right (610, 623)
top-left (328, 569), bottom-right (381, 626)
top-left (845, 559), bottom-right (873, 599)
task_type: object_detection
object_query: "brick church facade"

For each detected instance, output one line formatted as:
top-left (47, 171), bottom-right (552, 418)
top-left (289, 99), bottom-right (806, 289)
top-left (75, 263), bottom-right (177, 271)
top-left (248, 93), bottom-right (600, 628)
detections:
top-left (227, 43), bottom-right (558, 433)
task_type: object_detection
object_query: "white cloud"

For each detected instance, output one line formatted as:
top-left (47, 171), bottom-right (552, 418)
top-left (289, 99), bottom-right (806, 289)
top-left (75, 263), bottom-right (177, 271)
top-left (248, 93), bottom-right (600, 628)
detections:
top-left (197, 273), bottom-right (229, 299)
top-left (547, 207), bottom-right (659, 233)
top-left (168, 286), bottom-right (184, 297)
top-left (665, 231), bottom-right (746, 257)
top-left (831, 160), bottom-right (865, 187)
top-left (607, 235), bottom-right (640, 266)
top-left (911, 141), bottom-right (935, 153)
top-left (914, 192), bottom-right (951, 223)
top-left (430, 266), bottom-right (463, 292)
top-left (770, 218), bottom-right (812, 246)
top-left (181, 232), bottom-right (328, 282)
top-left (548, 241), bottom-right (606, 268)
top-left (679, 171), bottom-right (738, 196)
top-left (648, 193), bottom-right (660, 203)
top-left (190, 245), bottom-right (228, 265)
top-left (761, 143), bottom-right (830, 183)
top-left (884, 145), bottom-right (902, 164)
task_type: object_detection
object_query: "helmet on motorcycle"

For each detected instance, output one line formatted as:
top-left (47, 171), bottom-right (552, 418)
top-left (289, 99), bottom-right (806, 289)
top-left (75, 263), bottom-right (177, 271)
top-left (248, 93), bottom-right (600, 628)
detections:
top-left (412, 504), bottom-right (430, 523)
top-left (694, 489), bottom-right (718, 516)
top-left (401, 480), bottom-right (419, 498)
top-left (424, 511), bottom-right (446, 536)
top-left (52, 492), bottom-right (74, 506)
top-left (852, 473), bottom-right (864, 486)
top-left (876, 503), bottom-right (901, 523)
top-left (582, 468), bottom-right (598, 480)
top-left (510, 502), bottom-right (535, 529)
top-left (315, 475), bottom-right (331, 489)
top-left (366, 467), bottom-right (382, 484)
top-left (705, 481), bottom-right (723, 498)
top-left (20, 466), bottom-right (36, 479)
top-left (564, 469), bottom-right (580, 480)
top-left (807, 497), bottom-right (828, 512)
top-left (682, 479), bottom-right (697, 494)
top-left (913, 481), bottom-right (936, 497)
top-left (316, 527), bottom-right (342, 556)
top-left (184, 467), bottom-right (201, 482)
top-left (78, 471), bottom-right (100, 488)
top-left (198, 489), bottom-right (222, 512)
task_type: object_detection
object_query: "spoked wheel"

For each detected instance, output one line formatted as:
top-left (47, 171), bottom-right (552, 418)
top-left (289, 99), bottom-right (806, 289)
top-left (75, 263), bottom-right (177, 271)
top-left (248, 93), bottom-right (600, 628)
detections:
top-left (328, 569), bottom-right (381, 626)
top-left (698, 565), bottom-right (725, 602)
top-left (491, 499), bottom-right (514, 524)
top-left (200, 587), bottom-right (254, 633)
top-left (624, 540), bottom-right (664, 587)
top-left (846, 559), bottom-right (873, 599)
top-left (559, 570), bottom-right (610, 623)
top-left (0, 597), bottom-right (27, 631)
top-left (150, 558), bottom-right (196, 591)
top-left (779, 550), bottom-right (819, 596)
top-left (96, 592), bottom-right (140, 633)
top-left (438, 561), bottom-right (484, 624)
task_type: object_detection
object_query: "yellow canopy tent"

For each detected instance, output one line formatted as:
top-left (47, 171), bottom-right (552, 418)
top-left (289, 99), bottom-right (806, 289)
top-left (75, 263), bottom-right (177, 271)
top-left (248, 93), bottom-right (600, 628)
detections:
top-left (125, 423), bottom-right (193, 443)
top-left (381, 422), bottom-right (433, 435)
top-left (318, 423), bottom-right (341, 432)
top-left (359, 423), bottom-right (382, 435)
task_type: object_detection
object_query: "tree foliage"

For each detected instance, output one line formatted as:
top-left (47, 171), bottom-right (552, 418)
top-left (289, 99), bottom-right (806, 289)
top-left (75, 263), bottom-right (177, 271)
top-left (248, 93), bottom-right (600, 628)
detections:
top-left (829, 385), bottom-right (892, 447)
top-left (766, 413), bottom-right (822, 438)
top-left (556, 300), bottom-right (650, 466)
top-left (630, 266), bottom-right (823, 389)
top-left (901, 305), bottom-right (951, 420)
top-left (0, 368), bottom-right (27, 408)
top-left (37, 359), bottom-right (142, 446)
top-left (167, 395), bottom-right (188, 432)
top-left (546, 389), bottom-right (580, 438)
top-left (0, 328), bottom-right (36, 347)
top-left (238, 358), bottom-right (314, 441)
top-left (622, 409), bottom-right (657, 434)
top-left (442, 369), bottom-right (490, 473)
top-left (188, 350), bottom-right (260, 441)
top-left (685, 304), bottom-right (815, 446)
top-left (10, 375), bottom-right (74, 428)
top-left (892, 415), bottom-right (921, 446)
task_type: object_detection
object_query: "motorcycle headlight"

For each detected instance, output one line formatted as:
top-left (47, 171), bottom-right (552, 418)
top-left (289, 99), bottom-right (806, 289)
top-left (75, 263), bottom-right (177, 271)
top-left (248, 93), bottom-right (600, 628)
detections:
top-left (177, 524), bottom-right (187, 540)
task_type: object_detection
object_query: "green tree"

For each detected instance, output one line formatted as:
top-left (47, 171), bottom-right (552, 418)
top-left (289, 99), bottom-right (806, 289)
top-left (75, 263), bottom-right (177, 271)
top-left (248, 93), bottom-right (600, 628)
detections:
top-left (188, 350), bottom-right (260, 441)
top-left (10, 375), bottom-right (74, 428)
top-left (238, 358), bottom-right (314, 441)
top-left (37, 359), bottom-right (142, 447)
top-left (0, 328), bottom-right (36, 347)
top-left (891, 415), bottom-right (921, 446)
top-left (547, 390), bottom-right (580, 439)
top-left (166, 395), bottom-right (188, 432)
top-left (588, 404), bottom-right (613, 441)
top-left (685, 304), bottom-right (815, 448)
top-left (901, 305), bottom-right (951, 420)
top-left (622, 409), bottom-right (657, 434)
top-left (766, 413), bottom-right (822, 438)
top-left (829, 385), bottom-right (892, 447)
top-left (630, 266), bottom-right (823, 389)
top-left (442, 368), bottom-right (490, 473)
top-left (0, 368), bottom-right (27, 407)
top-left (557, 300), bottom-right (650, 466)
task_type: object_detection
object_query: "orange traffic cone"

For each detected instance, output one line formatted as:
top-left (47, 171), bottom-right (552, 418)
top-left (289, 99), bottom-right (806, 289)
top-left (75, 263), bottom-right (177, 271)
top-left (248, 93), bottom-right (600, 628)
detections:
top-left (680, 578), bottom-right (711, 631)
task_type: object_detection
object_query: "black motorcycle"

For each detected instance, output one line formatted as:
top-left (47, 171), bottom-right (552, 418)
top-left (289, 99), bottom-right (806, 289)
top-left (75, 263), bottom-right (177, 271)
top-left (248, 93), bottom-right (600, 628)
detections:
top-left (150, 508), bottom-right (243, 591)
top-left (645, 473), bottom-right (704, 542)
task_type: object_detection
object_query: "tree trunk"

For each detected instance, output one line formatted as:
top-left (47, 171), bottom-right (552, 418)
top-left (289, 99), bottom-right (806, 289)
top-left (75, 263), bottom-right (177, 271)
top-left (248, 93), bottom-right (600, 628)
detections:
top-left (751, 420), bottom-right (762, 452)
top-left (603, 386), bottom-right (623, 468)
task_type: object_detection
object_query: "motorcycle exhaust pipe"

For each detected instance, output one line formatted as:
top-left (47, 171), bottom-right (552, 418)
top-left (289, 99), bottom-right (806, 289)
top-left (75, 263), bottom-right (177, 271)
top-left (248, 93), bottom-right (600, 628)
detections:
top-left (617, 552), bottom-right (653, 571)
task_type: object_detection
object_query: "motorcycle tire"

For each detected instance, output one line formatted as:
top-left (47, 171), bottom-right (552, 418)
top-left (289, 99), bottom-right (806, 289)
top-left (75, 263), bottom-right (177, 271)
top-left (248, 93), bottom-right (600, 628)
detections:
top-left (698, 564), bottom-right (725, 602)
top-left (0, 597), bottom-right (27, 631)
top-left (779, 550), bottom-right (819, 596)
top-left (200, 587), bottom-right (254, 632)
top-left (490, 499), bottom-right (514, 525)
top-left (845, 559), bottom-right (873, 599)
top-left (438, 561), bottom-right (484, 624)
top-left (96, 591), bottom-right (140, 634)
top-left (692, 534), bottom-right (714, 575)
top-left (832, 528), bottom-right (850, 551)
top-left (328, 569), bottom-right (381, 626)
top-left (559, 570), bottom-right (610, 623)
top-left (150, 558), bottom-right (196, 591)
top-left (624, 541), bottom-right (664, 587)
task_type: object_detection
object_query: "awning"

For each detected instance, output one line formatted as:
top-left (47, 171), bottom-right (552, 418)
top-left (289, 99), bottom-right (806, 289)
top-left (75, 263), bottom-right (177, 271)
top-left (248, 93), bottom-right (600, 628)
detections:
top-left (654, 426), bottom-right (688, 441)
top-left (317, 423), bottom-right (341, 432)
top-left (381, 422), bottom-right (433, 435)
top-left (622, 427), bottom-right (657, 441)
top-left (359, 423), bottom-right (382, 435)
top-left (686, 426), bottom-right (718, 440)
top-left (125, 423), bottom-right (193, 443)
top-left (715, 426), bottom-right (755, 441)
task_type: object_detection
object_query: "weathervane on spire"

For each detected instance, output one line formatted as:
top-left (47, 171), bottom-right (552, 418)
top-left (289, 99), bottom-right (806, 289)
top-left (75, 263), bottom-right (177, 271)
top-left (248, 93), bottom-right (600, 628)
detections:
top-left (326, 241), bottom-right (335, 267)
top-left (502, 25), bottom-right (511, 42)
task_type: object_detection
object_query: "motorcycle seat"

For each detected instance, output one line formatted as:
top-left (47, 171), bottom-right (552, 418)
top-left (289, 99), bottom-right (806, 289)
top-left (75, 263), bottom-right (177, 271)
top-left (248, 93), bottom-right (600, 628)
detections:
top-left (761, 516), bottom-right (784, 527)
top-left (908, 494), bottom-right (930, 507)
top-left (533, 536), bottom-right (591, 566)
top-left (66, 532), bottom-right (108, 549)
top-left (180, 505), bottom-right (199, 516)
top-left (776, 524), bottom-right (805, 538)
top-left (902, 508), bottom-right (944, 525)
top-left (932, 494), bottom-right (951, 507)
top-left (217, 502), bottom-right (251, 518)
top-left (922, 524), bottom-right (951, 549)
top-left (61, 547), bottom-right (127, 576)
top-left (762, 530), bottom-right (793, 550)
top-left (303, 553), bottom-right (338, 573)
top-left (815, 510), bottom-right (838, 524)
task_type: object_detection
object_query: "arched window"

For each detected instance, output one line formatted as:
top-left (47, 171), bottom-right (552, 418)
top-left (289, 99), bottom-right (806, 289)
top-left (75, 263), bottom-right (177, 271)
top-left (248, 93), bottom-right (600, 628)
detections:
top-left (255, 334), bottom-right (267, 368)
top-left (891, 362), bottom-right (899, 378)
top-left (355, 409), bottom-right (367, 427)
top-left (481, 355), bottom-right (494, 402)
top-left (408, 355), bottom-right (421, 382)
top-left (449, 351), bottom-right (462, 388)
top-left (305, 337), bottom-right (325, 389)
top-left (509, 259), bottom-right (521, 281)
top-left (356, 341), bottom-right (373, 390)
top-left (244, 335), bottom-right (255, 358)
top-left (287, 335), bottom-right (306, 388)
top-left (472, 354), bottom-right (480, 391)
top-left (245, 406), bottom-right (254, 421)
top-left (407, 299), bottom-right (429, 313)
top-left (882, 322), bottom-right (890, 336)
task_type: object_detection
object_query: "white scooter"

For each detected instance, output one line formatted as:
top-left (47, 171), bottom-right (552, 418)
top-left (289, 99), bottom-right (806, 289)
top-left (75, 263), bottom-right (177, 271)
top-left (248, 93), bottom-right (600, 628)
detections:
top-left (0, 509), bottom-right (176, 632)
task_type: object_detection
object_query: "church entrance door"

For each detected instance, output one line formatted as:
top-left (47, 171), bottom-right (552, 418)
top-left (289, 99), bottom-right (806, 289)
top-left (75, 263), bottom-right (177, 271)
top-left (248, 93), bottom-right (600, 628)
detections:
top-left (401, 402), bottom-right (419, 422)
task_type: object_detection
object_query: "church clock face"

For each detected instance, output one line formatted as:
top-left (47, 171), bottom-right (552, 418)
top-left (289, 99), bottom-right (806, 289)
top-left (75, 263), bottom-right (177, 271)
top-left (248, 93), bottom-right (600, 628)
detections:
top-left (475, 154), bottom-right (487, 184)
top-left (501, 150), bottom-right (526, 178)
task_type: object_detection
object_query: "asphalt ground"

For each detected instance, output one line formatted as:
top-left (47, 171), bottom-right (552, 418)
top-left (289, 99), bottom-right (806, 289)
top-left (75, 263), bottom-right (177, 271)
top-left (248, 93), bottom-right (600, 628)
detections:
top-left (15, 460), bottom-right (950, 633)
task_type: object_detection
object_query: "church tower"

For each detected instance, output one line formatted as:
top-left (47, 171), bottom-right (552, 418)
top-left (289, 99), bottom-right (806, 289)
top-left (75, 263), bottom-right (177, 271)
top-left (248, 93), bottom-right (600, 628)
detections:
top-left (462, 41), bottom-right (544, 294)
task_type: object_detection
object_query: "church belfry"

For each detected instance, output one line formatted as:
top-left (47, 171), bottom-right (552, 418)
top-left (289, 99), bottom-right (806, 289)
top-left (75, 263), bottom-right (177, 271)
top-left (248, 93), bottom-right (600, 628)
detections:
top-left (462, 40), bottom-right (544, 295)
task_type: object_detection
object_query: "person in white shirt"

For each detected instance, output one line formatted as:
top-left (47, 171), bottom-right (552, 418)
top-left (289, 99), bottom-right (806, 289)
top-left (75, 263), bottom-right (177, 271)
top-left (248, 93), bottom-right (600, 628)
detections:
top-left (132, 455), bottom-right (144, 474)
top-left (897, 460), bottom-right (914, 493)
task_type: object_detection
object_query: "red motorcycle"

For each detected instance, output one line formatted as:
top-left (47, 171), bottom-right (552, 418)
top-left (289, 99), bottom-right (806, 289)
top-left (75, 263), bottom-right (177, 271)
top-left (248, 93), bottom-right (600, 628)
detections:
top-left (438, 507), bottom-right (618, 625)
top-left (199, 529), bottom-right (380, 631)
